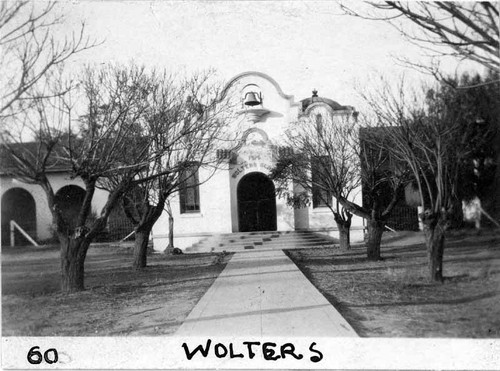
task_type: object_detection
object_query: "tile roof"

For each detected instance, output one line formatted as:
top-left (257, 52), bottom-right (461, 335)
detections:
top-left (0, 142), bottom-right (71, 175)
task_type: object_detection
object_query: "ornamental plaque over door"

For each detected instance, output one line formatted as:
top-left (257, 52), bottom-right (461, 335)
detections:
top-left (232, 129), bottom-right (277, 232)
top-left (230, 129), bottom-right (275, 179)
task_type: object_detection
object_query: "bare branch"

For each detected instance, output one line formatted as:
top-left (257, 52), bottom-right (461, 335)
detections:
top-left (341, 1), bottom-right (500, 73)
top-left (0, 0), bottom-right (102, 117)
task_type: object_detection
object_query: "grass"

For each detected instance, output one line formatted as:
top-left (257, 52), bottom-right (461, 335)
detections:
top-left (286, 230), bottom-right (500, 338)
top-left (2, 245), bottom-right (232, 336)
top-left (3, 230), bottom-right (499, 338)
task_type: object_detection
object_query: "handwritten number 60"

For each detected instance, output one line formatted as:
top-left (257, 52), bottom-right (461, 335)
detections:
top-left (27, 347), bottom-right (58, 365)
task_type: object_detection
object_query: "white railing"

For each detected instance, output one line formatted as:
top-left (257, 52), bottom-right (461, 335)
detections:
top-left (120, 230), bottom-right (135, 242)
top-left (481, 207), bottom-right (500, 229)
top-left (384, 225), bottom-right (396, 232)
top-left (10, 220), bottom-right (39, 247)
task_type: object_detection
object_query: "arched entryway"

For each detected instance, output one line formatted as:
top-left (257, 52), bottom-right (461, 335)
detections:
top-left (55, 185), bottom-right (86, 230)
top-left (237, 172), bottom-right (277, 232)
top-left (1, 188), bottom-right (37, 246)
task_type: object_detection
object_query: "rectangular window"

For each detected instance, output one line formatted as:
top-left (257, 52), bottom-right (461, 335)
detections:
top-left (311, 158), bottom-right (332, 208)
top-left (179, 167), bottom-right (200, 213)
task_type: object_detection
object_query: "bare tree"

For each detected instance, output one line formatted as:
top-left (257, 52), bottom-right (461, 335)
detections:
top-left (272, 113), bottom-right (358, 249)
top-left (341, 1), bottom-right (500, 74)
top-left (341, 1), bottom-right (500, 233)
top-left (355, 123), bottom-right (411, 259)
top-left (272, 109), bottom-right (409, 258)
top-left (107, 70), bottom-right (237, 269)
top-left (359, 76), bottom-right (495, 281)
top-left (274, 165), bottom-right (353, 249)
top-left (0, 1), bottom-right (98, 118)
top-left (1, 65), bottom-right (169, 292)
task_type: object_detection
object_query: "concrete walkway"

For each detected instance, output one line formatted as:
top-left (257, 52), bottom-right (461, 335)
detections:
top-left (175, 249), bottom-right (358, 337)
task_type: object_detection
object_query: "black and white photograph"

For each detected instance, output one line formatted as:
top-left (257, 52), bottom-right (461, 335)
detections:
top-left (1, 1), bottom-right (499, 369)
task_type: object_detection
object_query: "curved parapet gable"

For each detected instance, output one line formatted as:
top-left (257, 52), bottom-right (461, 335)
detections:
top-left (222, 71), bottom-right (297, 106)
top-left (301, 101), bottom-right (358, 118)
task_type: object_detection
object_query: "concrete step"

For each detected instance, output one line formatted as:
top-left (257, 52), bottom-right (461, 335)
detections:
top-left (184, 231), bottom-right (337, 254)
top-left (187, 240), bottom-right (333, 252)
top-left (214, 233), bottom-right (326, 240)
top-left (192, 230), bottom-right (325, 240)
top-left (191, 237), bottom-right (332, 248)
top-left (193, 237), bottom-right (327, 247)
top-left (186, 243), bottom-right (334, 254)
top-left (190, 234), bottom-right (329, 248)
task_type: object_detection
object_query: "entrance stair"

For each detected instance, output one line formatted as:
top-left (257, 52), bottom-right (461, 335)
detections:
top-left (184, 230), bottom-right (336, 253)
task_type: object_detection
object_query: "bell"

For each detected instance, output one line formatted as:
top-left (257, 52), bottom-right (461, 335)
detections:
top-left (244, 92), bottom-right (261, 106)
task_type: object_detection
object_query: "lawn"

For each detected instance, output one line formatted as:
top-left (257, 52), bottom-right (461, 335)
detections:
top-left (286, 230), bottom-right (500, 338)
top-left (2, 245), bottom-right (232, 336)
top-left (3, 231), bottom-right (499, 338)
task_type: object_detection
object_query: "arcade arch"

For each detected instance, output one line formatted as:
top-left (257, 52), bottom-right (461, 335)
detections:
top-left (1, 188), bottom-right (37, 246)
top-left (54, 185), bottom-right (86, 230)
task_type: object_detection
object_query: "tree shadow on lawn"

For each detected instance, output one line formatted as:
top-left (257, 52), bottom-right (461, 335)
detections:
top-left (87, 257), bottom-right (227, 285)
top-left (287, 232), bottom-right (500, 337)
top-left (382, 233), bottom-right (420, 241)
top-left (291, 244), bottom-right (500, 279)
top-left (347, 291), bottom-right (500, 308)
top-left (90, 270), bottom-right (226, 294)
top-left (291, 247), bottom-right (369, 258)
top-left (291, 244), bottom-right (429, 261)
top-left (309, 264), bottom-right (428, 275)
top-left (2, 253), bottom-right (233, 336)
top-left (288, 250), bottom-right (429, 272)
top-left (303, 259), bottom-right (499, 279)
top-left (382, 244), bottom-right (427, 255)
top-left (2, 252), bottom-right (231, 297)
top-left (2, 265), bottom-right (223, 297)
top-left (445, 255), bottom-right (500, 265)
top-left (296, 244), bottom-right (499, 270)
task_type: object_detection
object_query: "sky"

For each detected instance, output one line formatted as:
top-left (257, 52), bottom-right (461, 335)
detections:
top-left (35, 1), bottom-right (487, 111)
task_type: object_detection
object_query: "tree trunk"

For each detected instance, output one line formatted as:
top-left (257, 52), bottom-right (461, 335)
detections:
top-left (131, 198), bottom-right (166, 268)
top-left (133, 226), bottom-right (152, 270)
top-left (60, 236), bottom-right (90, 293)
top-left (337, 222), bottom-right (351, 249)
top-left (166, 213), bottom-right (174, 254)
top-left (164, 200), bottom-right (174, 254)
top-left (423, 215), bottom-right (446, 282)
top-left (366, 218), bottom-right (384, 261)
top-left (334, 210), bottom-right (352, 249)
top-left (448, 198), bottom-right (464, 230)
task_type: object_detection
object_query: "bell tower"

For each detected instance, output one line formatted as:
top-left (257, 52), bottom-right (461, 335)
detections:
top-left (238, 83), bottom-right (270, 124)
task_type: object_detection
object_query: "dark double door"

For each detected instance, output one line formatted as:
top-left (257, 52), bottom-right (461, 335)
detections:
top-left (237, 172), bottom-right (277, 232)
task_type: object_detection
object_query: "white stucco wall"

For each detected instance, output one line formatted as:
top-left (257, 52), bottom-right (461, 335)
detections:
top-left (151, 166), bottom-right (232, 250)
top-left (151, 71), bottom-right (366, 251)
top-left (152, 72), bottom-right (301, 251)
top-left (307, 192), bottom-right (365, 243)
top-left (1, 173), bottom-right (109, 243)
top-left (1, 72), bottom-right (366, 250)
